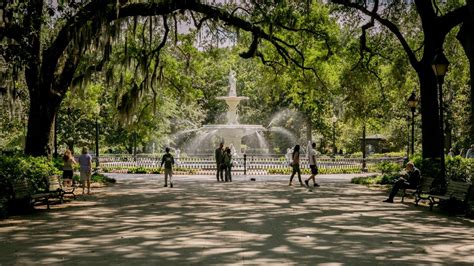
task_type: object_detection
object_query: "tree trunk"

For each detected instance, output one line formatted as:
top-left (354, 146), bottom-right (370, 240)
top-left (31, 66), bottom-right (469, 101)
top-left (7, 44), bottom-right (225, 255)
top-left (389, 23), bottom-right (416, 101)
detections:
top-left (457, 6), bottom-right (474, 145)
top-left (24, 89), bottom-right (61, 156)
top-left (417, 63), bottom-right (443, 159)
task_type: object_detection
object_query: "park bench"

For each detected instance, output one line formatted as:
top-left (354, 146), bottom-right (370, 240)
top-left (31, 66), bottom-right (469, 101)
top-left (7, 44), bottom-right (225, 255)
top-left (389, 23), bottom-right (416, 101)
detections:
top-left (401, 176), bottom-right (434, 206)
top-left (61, 179), bottom-right (79, 199)
top-left (11, 176), bottom-right (65, 210)
top-left (428, 181), bottom-right (472, 211)
top-left (465, 185), bottom-right (474, 218)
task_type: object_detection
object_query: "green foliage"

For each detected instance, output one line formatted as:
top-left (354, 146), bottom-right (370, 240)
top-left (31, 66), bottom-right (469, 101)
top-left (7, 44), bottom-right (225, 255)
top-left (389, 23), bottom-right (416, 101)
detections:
top-left (351, 175), bottom-right (382, 185)
top-left (0, 156), bottom-right (60, 195)
top-left (127, 167), bottom-right (148, 174)
top-left (446, 156), bottom-right (473, 183)
top-left (104, 166), bottom-right (198, 175)
top-left (91, 173), bottom-right (116, 184)
top-left (351, 174), bottom-right (397, 186)
top-left (267, 166), bottom-right (362, 175)
top-left (376, 161), bottom-right (401, 175)
top-left (411, 154), bottom-right (472, 182)
top-left (410, 155), bottom-right (442, 179)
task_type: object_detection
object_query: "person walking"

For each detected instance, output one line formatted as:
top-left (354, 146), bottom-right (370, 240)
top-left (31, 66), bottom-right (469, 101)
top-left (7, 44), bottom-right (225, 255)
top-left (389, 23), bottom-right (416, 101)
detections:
top-left (289, 145), bottom-right (304, 186)
top-left (215, 142), bottom-right (225, 182)
top-left (223, 147), bottom-right (232, 182)
top-left (160, 147), bottom-right (175, 187)
top-left (304, 142), bottom-right (320, 188)
top-left (62, 149), bottom-right (76, 187)
top-left (78, 147), bottom-right (92, 194)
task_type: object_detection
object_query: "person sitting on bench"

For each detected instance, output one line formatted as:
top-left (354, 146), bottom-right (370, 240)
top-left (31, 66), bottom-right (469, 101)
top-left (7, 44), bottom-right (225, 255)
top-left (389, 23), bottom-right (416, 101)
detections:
top-left (383, 162), bottom-right (421, 203)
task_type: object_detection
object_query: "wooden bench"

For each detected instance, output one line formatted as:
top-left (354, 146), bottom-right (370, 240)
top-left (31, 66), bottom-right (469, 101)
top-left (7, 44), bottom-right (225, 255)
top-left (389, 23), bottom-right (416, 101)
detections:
top-left (401, 177), bottom-right (434, 205)
top-left (462, 185), bottom-right (474, 218)
top-left (12, 176), bottom-right (65, 210)
top-left (61, 179), bottom-right (79, 199)
top-left (428, 181), bottom-right (471, 211)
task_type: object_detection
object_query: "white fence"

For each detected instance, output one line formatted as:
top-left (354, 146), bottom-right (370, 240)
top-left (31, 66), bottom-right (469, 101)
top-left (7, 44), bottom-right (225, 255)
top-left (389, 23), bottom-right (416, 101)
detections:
top-left (95, 154), bottom-right (404, 175)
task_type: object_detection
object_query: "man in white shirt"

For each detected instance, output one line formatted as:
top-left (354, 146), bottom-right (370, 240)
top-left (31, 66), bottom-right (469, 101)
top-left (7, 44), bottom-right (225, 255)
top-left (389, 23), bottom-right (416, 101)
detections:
top-left (304, 142), bottom-right (320, 187)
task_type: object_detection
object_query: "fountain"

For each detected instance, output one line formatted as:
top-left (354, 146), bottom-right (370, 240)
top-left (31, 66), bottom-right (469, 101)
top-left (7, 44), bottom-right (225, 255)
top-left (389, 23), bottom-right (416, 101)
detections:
top-left (200, 70), bottom-right (266, 155)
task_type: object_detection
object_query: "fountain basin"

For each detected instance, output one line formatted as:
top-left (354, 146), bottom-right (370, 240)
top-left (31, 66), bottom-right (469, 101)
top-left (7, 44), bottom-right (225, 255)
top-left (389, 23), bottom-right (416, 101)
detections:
top-left (201, 124), bottom-right (266, 155)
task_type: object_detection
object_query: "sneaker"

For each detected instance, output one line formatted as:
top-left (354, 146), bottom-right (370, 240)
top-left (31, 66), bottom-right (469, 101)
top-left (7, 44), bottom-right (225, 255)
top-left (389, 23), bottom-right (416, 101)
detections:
top-left (314, 183), bottom-right (320, 187)
top-left (164, 184), bottom-right (168, 187)
top-left (383, 199), bottom-right (394, 203)
top-left (304, 180), bottom-right (309, 187)
top-left (170, 183), bottom-right (173, 188)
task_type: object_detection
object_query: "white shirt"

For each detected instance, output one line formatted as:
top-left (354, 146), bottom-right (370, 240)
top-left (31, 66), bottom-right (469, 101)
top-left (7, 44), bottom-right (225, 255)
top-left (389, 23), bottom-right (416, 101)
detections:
top-left (309, 148), bottom-right (317, 165)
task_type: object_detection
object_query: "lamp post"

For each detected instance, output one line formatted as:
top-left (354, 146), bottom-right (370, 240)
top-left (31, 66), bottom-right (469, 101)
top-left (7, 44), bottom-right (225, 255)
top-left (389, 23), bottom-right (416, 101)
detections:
top-left (53, 114), bottom-right (58, 158)
top-left (407, 90), bottom-right (418, 159)
top-left (331, 115), bottom-right (337, 157)
top-left (95, 116), bottom-right (100, 168)
top-left (431, 50), bottom-right (449, 177)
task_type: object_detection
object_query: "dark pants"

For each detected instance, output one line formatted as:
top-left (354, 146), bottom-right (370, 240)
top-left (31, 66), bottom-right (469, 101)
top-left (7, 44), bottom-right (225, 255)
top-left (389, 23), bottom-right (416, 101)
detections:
top-left (388, 179), bottom-right (413, 200)
top-left (216, 164), bottom-right (224, 181)
top-left (289, 164), bottom-right (303, 185)
top-left (225, 166), bottom-right (232, 182)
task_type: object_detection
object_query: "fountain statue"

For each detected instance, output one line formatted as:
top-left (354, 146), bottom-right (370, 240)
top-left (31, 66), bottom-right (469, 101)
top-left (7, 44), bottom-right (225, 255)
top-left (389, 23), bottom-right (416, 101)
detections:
top-left (228, 70), bottom-right (237, 97)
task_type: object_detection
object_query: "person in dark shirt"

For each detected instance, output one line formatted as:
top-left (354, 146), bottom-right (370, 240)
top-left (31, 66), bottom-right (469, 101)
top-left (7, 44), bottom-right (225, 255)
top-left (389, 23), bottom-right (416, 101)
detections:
top-left (223, 147), bottom-right (232, 182)
top-left (215, 142), bottom-right (225, 182)
top-left (383, 162), bottom-right (421, 203)
top-left (160, 147), bottom-right (175, 188)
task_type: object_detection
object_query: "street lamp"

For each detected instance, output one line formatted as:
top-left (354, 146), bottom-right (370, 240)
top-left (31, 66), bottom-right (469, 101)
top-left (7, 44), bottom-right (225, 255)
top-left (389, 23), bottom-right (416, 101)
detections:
top-left (431, 50), bottom-right (449, 177)
top-left (331, 115), bottom-right (337, 157)
top-left (406, 90), bottom-right (418, 159)
top-left (95, 116), bottom-right (100, 169)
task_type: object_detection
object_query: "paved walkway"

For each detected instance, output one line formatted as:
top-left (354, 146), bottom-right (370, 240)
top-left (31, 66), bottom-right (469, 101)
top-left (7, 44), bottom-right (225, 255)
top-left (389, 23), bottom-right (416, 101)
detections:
top-left (0, 174), bottom-right (473, 265)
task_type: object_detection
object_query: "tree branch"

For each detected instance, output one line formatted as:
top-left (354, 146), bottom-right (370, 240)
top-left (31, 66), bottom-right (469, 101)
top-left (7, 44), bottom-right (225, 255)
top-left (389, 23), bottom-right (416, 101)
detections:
top-left (332, 0), bottom-right (419, 71)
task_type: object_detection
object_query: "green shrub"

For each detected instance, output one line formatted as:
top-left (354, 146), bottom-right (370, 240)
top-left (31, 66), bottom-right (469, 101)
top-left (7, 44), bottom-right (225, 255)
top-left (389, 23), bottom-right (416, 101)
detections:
top-left (0, 156), bottom-right (60, 192)
top-left (380, 174), bottom-right (398, 184)
top-left (375, 161), bottom-right (401, 175)
top-left (410, 154), bottom-right (472, 182)
top-left (91, 173), bottom-right (116, 184)
top-left (127, 167), bottom-right (148, 174)
top-left (446, 156), bottom-right (473, 182)
top-left (351, 175), bottom-right (381, 185)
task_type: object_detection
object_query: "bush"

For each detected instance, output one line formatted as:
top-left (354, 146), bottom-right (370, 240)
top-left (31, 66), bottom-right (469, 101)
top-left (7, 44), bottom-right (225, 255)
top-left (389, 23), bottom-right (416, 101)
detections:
top-left (0, 156), bottom-right (60, 215)
top-left (375, 161), bottom-right (401, 174)
top-left (411, 154), bottom-right (472, 182)
top-left (0, 156), bottom-right (60, 193)
top-left (351, 174), bottom-right (396, 185)
top-left (127, 167), bottom-right (148, 174)
top-left (351, 175), bottom-right (382, 185)
top-left (91, 173), bottom-right (116, 184)
top-left (446, 156), bottom-right (473, 182)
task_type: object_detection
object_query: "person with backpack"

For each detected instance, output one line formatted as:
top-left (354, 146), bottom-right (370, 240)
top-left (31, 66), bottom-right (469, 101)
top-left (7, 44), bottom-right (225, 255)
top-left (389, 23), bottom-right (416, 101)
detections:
top-left (160, 147), bottom-right (175, 188)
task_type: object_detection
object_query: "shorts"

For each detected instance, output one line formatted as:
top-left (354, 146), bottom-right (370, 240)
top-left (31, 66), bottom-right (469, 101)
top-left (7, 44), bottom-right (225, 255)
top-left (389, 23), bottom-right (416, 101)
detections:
top-left (63, 170), bottom-right (74, 179)
top-left (310, 165), bottom-right (318, 175)
top-left (80, 170), bottom-right (92, 181)
top-left (164, 168), bottom-right (173, 177)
